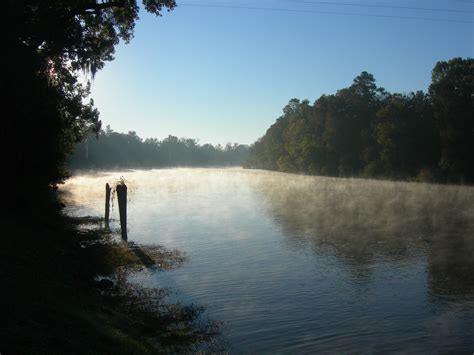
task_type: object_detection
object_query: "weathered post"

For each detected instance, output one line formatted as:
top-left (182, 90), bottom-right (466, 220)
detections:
top-left (105, 183), bottom-right (111, 228)
top-left (116, 183), bottom-right (127, 241)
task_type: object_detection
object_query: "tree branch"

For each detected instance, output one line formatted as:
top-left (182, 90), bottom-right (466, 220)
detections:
top-left (69, 0), bottom-right (129, 17)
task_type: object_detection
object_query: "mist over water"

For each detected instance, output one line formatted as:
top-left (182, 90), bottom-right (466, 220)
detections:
top-left (61, 168), bottom-right (474, 352)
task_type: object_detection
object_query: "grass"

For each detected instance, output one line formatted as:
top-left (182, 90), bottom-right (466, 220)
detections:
top-left (0, 199), bottom-right (219, 354)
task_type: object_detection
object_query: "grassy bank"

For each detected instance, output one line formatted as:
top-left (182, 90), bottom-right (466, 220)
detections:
top-left (0, 199), bottom-right (218, 354)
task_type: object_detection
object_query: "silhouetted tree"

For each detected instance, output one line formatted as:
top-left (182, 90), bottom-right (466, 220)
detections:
top-left (5, 0), bottom-right (175, 206)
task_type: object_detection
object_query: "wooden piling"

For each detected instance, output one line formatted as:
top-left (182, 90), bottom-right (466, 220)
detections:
top-left (116, 183), bottom-right (127, 241)
top-left (105, 183), bottom-right (111, 228)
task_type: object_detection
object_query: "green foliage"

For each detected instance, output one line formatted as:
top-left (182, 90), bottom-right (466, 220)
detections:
top-left (5, 0), bottom-right (176, 203)
top-left (374, 92), bottom-right (439, 178)
top-left (429, 58), bottom-right (474, 181)
top-left (68, 126), bottom-right (250, 168)
top-left (248, 58), bottom-right (473, 183)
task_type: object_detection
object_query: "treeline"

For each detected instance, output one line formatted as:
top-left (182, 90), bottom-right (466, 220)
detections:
top-left (68, 127), bottom-right (249, 169)
top-left (246, 58), bottom-right (473, 183)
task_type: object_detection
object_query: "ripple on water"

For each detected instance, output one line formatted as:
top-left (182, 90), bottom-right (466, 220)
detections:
top-left (61, 168), bottom-right (474, 352)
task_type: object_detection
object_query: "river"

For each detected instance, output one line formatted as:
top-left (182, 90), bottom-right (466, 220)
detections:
top-left (61, 168), bottom-right (474, 352)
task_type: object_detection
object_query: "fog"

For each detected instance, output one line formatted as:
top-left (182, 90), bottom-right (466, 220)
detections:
top-left (61, 168), bottom-right (474, 352)
top-left (252, 171), bottom-right (474, 294)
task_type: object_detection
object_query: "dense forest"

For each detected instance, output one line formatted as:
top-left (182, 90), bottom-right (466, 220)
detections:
top-left (4, 0), bottom-right (474, 352)
top-left (68, 127), bottom-right (249, 169)
top-left (246, 58), bottom-right (473, 183)
top-left (5, 1), bottom-right (178, 206)
top-left (3, 2), bottom-right (223, 353)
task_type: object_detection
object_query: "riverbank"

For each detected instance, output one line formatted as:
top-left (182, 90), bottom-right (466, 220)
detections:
top-left (61, 168), bottom-right (474, 352)
top-left (0, 196), bottom-right (218, 353)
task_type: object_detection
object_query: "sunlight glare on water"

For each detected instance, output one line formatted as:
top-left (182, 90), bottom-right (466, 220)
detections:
top-left (61, 168), bottom-right (474, 352)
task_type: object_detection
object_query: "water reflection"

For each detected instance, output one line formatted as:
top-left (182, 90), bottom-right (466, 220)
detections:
top-left (61, 168), bottom-right (474, 352)
top-left (253, 173), bottom-right (474, 297)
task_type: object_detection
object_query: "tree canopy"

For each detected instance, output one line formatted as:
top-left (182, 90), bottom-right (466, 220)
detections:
top-left (68, 127), bottom-right (250, 168)
top-left (247, 58), bottom-right (473, 183)
top-left (5, 0), bottom-right (175, 205)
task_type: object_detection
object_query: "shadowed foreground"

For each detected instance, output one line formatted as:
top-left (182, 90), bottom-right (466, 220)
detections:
top-left (0, 206), bottom-right (219, 353)
top-left (61, 168), bottom-right (474, 352)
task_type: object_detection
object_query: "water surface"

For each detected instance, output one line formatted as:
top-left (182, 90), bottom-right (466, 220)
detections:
top-left (61, 168), bottom-right (474, 352)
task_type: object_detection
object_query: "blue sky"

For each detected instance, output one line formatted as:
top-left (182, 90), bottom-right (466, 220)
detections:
top-left (88, 0), bottom-right (473, 145)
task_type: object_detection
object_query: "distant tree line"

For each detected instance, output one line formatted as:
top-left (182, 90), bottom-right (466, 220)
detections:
top-left (68, 126), bottom-right (249, 169)
top-left (5, 1), bottom-right (179, 213)
top-left (246, 58), bottom-right (473, 183)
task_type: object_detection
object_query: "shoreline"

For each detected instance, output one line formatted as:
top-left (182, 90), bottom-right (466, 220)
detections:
top-left (1, 201), bottom-right (219, 353)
